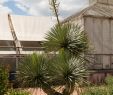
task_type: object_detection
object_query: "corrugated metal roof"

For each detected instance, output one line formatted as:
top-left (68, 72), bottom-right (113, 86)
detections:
top-left (84, 3), bottom-right (113, 17)
top-left (11, 15), bottom-right (55, 41)
top-left (62, 2), bottom-right (113, 23)
top-left (0, 14), bottom-right (55, 41)
top-left (90, 0), bottom-right (113, 5)
top-left (0, 14), bottom-right (13, 40)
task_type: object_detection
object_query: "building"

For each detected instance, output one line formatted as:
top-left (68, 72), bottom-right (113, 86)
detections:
top-left (1, 0), bottom-right (113, 81)
top-left (63, 0), bottom-right (113, 71)
top-left (0, 14), bottom-right (54, 72)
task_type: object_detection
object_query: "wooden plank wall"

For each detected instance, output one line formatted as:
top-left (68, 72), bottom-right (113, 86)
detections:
top-left (84, 17), bottom-right (113, 54)
top-left (84, 17), bottom-right (113, 68)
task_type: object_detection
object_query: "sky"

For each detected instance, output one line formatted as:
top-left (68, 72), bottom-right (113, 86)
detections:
top-left (0, 0), bottom-right (89, 18)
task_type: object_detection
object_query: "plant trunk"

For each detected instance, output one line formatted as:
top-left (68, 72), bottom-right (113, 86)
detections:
top-left (62, 84), bottom-right (75, 95)
top-left (43, 87), bottom-right (63, 95)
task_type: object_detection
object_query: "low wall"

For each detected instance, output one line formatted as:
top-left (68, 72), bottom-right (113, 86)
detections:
top-left (88, 69), bottom-right (113, 84)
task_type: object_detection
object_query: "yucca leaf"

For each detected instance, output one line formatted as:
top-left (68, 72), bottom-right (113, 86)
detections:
top-left (44, 23), bottom-right (89, 57)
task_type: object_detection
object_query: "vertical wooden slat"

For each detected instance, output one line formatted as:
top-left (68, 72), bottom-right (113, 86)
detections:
top-left (102, 19), bottom-right (111, 68)
top-left (103, 55), bottom-right (110, 69)
top-left (93, 18), bottom-right (103, 54)
top-left (84, 17), bottom-right (95, 53)
top-left (102, 19), bottom-right (111, 54)
top-left (110, 20), bottom-right (113, 54)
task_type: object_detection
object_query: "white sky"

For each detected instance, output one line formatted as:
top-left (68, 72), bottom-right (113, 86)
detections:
top-left (0, 0), bottom-right (89, 18)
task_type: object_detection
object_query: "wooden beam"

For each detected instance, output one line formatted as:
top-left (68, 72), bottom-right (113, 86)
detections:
top-left (0, 46), bottom-right (15, 48)
top-left (84, 15), bottom-right (113, 19)
top-left (8, 14), bottom-right (22, 55)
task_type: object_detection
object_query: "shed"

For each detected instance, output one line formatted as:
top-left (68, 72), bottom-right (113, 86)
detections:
top-left (63, 0), bottom-right (113, 70)
top-left (0, 14), bottom-right (54, 72)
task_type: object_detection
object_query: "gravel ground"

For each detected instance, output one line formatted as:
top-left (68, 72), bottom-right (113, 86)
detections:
top-left (27, 88), bottom-right (78, 95)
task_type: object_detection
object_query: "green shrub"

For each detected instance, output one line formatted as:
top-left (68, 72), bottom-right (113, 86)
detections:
top-left (81, 86), bottom-right (113, 95)
top-left (105, 75), bottom-right (113, 95)
top-left (0, 65), bottom-right (8, 95)
top-left (81, 75), bottom-right (113, 95)
top-left (105, 75), bottom-right (113, 86)
top-left (81, 86), bottom-right (108, 95)
top-left (7, 90), bottom-right (31, 95)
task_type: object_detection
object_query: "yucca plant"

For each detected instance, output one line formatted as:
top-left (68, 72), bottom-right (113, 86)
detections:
top-left (45, 0), bottom-right (89, 57)
top-left (17, 0), bottom-right (89, 95)
top-left (43, 0), bottom-right (89, 94)
top-left (48, 52), bottom-right (88, 95)
top-left (44, 23), bottom-right (89, 56)
top-left (17, 53), bottom-right (62, 95)
top-left (17, 54), bottom-right (48, 90)
top-left (17, 53), bottom-right (88, 95)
